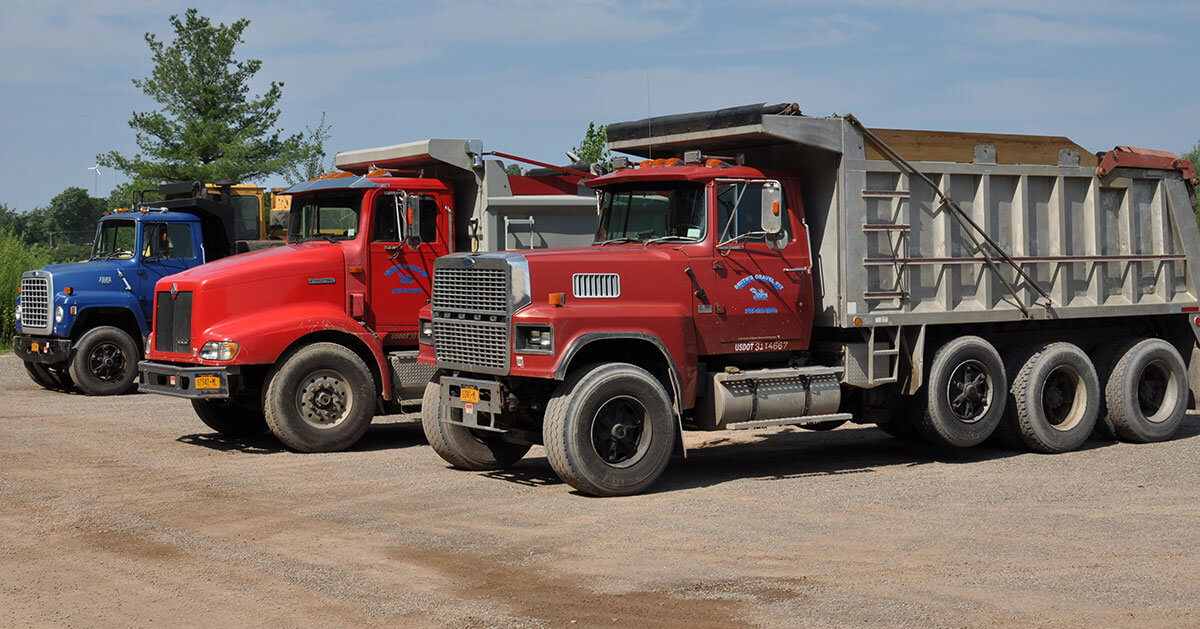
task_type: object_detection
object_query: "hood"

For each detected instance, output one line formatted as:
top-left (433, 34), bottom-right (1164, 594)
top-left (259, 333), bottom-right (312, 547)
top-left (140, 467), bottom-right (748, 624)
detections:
top-left (165, 241), bottom-right (345, 291)
top-left (37, 259), bottom-right (132, 293)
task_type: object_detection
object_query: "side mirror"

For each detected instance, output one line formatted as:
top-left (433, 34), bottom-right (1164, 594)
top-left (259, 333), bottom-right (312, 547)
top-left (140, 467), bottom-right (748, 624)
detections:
top-left (761, 181), bottom-right (786, 251)
top-left (404, 194), bottom-right (422, 249)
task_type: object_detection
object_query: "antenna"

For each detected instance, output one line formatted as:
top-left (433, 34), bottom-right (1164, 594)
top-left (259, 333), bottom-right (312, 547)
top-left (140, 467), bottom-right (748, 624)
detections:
top-left (87, 164), bottom-right (102, 197)
top-left (645, 75), bottom-right (652, 160)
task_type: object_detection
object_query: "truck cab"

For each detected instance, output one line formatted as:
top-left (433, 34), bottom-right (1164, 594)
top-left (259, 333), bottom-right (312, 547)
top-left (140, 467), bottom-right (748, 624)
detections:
top-left (137, 139), bottom-right (600, 453)
top-left (13, 184), bottom-right (266, 395)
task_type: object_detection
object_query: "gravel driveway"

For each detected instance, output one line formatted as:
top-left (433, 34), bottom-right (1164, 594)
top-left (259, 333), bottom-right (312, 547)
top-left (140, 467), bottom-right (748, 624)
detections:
top-left (2, 352), bottom-right (1198, 627)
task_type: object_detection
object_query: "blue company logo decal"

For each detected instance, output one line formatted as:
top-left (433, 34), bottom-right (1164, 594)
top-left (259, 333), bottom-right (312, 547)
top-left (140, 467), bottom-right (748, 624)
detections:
top-left (735, 274), bottom-right (782, 314)
top-left (385, 264), bottom-right (429, 294)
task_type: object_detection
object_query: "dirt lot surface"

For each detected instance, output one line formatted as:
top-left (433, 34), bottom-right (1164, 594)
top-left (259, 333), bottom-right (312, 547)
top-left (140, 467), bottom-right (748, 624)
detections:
top-left (3, 352), bottom-right (1200, 627)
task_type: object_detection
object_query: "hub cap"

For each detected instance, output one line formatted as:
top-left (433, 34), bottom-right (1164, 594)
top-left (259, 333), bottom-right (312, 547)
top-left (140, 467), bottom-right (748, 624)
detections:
top-left (296, 369), bottom-right (353, 429)
top-left (946, 360), bottom-right (992, 423)
top-left (1042, 365), bottom-right (1084, 431)
top-left (88, 342), bottom-right (126, 382)
top-left (590, 395), bottom-right (651, 468)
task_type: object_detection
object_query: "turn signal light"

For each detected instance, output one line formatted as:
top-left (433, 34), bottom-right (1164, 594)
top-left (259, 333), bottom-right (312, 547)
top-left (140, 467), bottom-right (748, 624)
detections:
top-left (771, 201), bottom-right (780, 216)
top-left (64, 286), bottom-right (73, 295)
top-left (549, 292), bottom-right (565, 306)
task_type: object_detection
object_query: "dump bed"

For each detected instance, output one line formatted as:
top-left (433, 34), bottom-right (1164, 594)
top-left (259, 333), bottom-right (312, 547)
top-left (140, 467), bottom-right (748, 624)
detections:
top-left (608, 105), bottom-right (1200, 330)
top-left (335, 139), bottom-right (596, 252)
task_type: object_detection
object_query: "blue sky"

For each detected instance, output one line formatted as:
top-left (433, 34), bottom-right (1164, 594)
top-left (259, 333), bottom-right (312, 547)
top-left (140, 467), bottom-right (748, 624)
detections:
top-left (1, 0), bottom-right (1198, 211)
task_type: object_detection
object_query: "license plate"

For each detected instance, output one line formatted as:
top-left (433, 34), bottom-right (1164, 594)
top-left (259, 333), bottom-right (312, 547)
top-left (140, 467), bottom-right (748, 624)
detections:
top-left (29, 342), bottom-right (39, 352)
top-left (195, 375), bottom-right (221, 390)
top-left (459, 386), bottom-right (480, 404)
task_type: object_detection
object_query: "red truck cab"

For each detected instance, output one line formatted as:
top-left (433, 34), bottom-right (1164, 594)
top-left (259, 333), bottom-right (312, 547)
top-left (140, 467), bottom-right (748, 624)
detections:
top-left (419, 157), bottom-right (817, 494)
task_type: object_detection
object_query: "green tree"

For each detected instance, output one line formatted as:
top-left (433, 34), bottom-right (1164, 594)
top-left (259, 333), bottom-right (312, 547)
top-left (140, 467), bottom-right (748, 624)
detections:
top-left (504, 163), bottom-right (523, 176)
top-left (282, 112), bottom-right (333, 184)
top-left (98, 9), bottom-right (317, 186)
top-left (40, 187), bottom-right (107, 247)
top-left (571, 121), bottom-right (612, 169)
top-left (1187, 141), bottom-right (1200, 213)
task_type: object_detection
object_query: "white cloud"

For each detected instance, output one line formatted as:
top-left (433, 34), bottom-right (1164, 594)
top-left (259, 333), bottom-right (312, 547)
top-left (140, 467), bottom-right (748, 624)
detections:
top-left (974, 13), bottom-right (1171, 46)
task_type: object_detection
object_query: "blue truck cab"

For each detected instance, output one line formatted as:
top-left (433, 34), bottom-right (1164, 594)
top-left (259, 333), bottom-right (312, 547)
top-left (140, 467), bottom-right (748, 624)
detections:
top-left (13, 182), bottom-right (271, 395)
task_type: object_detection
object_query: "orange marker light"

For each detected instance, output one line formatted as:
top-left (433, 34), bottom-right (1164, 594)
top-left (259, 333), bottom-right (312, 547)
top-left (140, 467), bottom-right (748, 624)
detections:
top-left (64, 287), bottom-right (73, 295)
top-left (705, 158), bottom-right (724, 167)
top-left (348, 266), bottom-right (364, 274)
top-left (772, 201), bottom-right (780, 216)
top-left (549, 292), bottom-right (565, 306)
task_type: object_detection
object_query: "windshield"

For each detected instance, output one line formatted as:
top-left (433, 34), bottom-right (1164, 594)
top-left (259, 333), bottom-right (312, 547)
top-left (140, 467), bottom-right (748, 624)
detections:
top-left (91, 219), bottom-right (137, 260)
top-left (287, 191), bottom-right (363, 243)
top-left (595, 182), bottom-right (705, 244)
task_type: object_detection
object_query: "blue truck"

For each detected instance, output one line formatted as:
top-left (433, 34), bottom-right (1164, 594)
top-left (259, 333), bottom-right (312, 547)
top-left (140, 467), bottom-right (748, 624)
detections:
top-left (13, 182), bottom-right (272, 395)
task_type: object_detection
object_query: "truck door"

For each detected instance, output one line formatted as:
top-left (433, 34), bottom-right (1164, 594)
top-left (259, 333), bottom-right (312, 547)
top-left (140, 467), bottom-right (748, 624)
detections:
top-left (710, 180), bottom-right (813, 348)
top-left (366, 191), bottom-right (448, 341)
top-left (138, 222), bottom-right (194, 321)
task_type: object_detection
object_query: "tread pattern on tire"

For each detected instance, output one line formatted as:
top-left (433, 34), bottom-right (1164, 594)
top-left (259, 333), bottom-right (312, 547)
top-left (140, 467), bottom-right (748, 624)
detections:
top-left (1009, 342), bottom-right (1098, 454)
top-left (1105, 338), bottom-right (1187, 444)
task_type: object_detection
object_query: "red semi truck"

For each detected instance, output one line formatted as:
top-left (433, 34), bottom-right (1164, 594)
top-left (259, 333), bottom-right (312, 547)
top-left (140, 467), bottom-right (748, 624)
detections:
top-left (419, 103), bottom-right (1200, 496)
top-left (138, 139), bottom-right (600, 451)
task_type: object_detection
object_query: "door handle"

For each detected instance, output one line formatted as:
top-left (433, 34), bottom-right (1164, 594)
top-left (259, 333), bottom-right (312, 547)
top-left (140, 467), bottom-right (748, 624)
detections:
top-left (783, 267), bottom-right (809, 274)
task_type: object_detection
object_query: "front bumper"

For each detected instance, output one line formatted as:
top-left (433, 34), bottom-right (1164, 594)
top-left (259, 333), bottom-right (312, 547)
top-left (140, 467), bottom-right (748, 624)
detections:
top-left (439, 375), bottom-right (505, 432)
top-left (12, 336), bottom-right (71, 365)
top-left (138, 360), bottom-right (236, 399)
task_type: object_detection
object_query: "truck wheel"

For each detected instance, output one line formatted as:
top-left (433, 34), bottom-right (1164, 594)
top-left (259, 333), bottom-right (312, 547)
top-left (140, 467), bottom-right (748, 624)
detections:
top-left (420, 381), bottom-right (531, 470)
top-left (915, 336), bottom-right (1006, 447)
top-left (24, 361), bottom-right (72, 390)
top-left (1009, 342), bottom-right (1099, 453)
top-left (543, 363), bottom-right (675, 497)
top-left (263, 343), bottom-right (377, 452)
top-left (68, 326), bottom-right (138, 395)
top-left (191, 399), bottom-right (269, 436)
top-left (1105, 338), bottom-right (1188, 443)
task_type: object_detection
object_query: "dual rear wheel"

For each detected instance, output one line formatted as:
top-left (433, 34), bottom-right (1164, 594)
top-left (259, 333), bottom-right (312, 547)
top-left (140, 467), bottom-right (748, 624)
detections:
top-left (890, 335), bottom-right (1186, 453)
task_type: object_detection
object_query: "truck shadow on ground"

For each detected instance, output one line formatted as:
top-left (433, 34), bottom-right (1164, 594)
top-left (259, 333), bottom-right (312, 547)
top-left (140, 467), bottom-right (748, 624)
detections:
top-left (483, 415), bottom-right (1200, 495)
top-left (176, 417), bottom-right (428, 454)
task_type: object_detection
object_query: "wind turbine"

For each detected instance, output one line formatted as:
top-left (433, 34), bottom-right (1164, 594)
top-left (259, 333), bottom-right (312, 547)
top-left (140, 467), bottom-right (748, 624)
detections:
top-left (87, 164), bottom-right (102, 197)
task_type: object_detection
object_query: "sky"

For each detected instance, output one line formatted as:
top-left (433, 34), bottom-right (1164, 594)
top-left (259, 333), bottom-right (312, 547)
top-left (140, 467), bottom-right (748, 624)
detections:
top-left (1, 0), bottom-right (1198, 211)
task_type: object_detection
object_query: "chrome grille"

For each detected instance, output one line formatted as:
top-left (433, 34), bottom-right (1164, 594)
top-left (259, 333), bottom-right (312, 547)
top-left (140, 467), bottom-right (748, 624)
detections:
top-left (432, 268), bottom-right (508, 314)
top-left (20, 276), bottom-right (50, 330)
top-left (431, 260), bottom-right (511, 374)
top-left (572, 273), bottom-right (620, 298)
top-left (433, 320), bottom-right (509, 371)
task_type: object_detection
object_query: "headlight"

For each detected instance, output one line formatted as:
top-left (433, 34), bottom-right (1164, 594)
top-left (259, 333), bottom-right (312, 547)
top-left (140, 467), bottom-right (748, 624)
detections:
top-left (55, 306), bottom-right (64, 324)
top-left (145, 335), bottom-right (152, 357)
top-left (514, 323), bottom-right (554, 354)
top-left (199, 341), bottom-right (240, 361)
top-left (418, 319), bottom-right (433, 345)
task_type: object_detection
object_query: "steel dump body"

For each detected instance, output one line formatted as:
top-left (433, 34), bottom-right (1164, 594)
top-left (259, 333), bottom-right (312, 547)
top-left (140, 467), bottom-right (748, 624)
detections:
top-left (608, 113), bottom-right (1200, 331)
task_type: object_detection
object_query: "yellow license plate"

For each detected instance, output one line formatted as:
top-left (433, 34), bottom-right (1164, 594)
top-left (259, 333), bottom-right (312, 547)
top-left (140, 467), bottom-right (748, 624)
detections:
top-left (459, 386), bottom-right (480, 404)
top-left (30, 342), bottom-right (39, 352)
top-left (195, 375), bottom-right (221, 390)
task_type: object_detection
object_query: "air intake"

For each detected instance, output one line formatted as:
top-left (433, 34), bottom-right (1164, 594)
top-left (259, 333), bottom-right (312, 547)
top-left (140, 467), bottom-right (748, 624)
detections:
top-left (572, 273), bottom-right (620, 299)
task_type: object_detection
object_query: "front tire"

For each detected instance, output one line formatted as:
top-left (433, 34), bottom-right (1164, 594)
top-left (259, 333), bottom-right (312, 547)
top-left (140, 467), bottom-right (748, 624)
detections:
top-left (915, 336), bottom-right (1006, 447)
top-left (1105, 338), bottom-right (1188, 443)
top-left (263, 343), bottom-right (377, 452)
top-left (543, 363), bottom-right (675, 497)
top-left (421, 381), bottom-right (531, 470)
top-left (24, 361), bottom-right (72, 390)
top-left (68, 326), bottom-right (138, 395)
top-left (192, 399), bottom-right (269, 436)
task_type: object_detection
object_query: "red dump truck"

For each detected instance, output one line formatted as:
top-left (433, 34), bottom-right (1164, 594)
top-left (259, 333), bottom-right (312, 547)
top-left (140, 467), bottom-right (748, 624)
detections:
top-left (138, 139), bottom-right (599, 452)
top-left (418, 103), bottom-right (1200, 496)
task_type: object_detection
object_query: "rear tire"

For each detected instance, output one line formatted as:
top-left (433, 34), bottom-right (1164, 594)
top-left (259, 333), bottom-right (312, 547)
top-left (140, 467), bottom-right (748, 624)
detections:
top-left (543, 363), bottom-right (674, 496)
top-left (915, 336), bottom-right (1006, 447)
top-left (1105, 338), bottom-right (1188, 443)
top-left (263, 343), bottom-right (377, 452)
top-left (68, 326), bottom-right (138, 395)
top-left (421, 381), bottom-right (531, 470)
top-left (192, 399), bottom-right (269, 436)
top-left (1009, 342), bottom-right (1099, 453)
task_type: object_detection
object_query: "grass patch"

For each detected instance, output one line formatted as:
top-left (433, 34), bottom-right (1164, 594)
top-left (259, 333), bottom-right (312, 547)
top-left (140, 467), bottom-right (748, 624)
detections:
top-left (0, 228), bottom-right (54, 352)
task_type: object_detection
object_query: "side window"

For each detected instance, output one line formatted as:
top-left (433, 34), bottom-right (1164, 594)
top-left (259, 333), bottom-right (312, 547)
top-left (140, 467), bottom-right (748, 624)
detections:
top-left (143, 222), bottom-right (165, 258)
top-left (166, 224), bottom-right (196, 259)
top-left (372, 194), bottom-right (440, 244)
top-left (715, 182), bottom-right (790, 244)
top-left (372, 194), bottom-right (402, 242)
top-left (232, 195), bottom-right (261, 241)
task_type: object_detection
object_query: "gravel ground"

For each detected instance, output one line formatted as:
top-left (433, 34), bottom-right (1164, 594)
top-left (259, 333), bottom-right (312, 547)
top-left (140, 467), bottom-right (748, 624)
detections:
top-left (2, 351), bottom-right (1200, 627)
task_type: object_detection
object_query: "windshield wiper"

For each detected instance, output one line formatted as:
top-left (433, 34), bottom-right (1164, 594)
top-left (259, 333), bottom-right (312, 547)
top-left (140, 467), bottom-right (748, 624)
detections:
top-left (643, 235), bottom-right (696, 246)
top-left (597, 237), bottom-right (639, 246)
